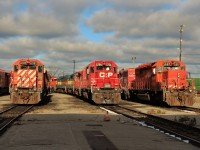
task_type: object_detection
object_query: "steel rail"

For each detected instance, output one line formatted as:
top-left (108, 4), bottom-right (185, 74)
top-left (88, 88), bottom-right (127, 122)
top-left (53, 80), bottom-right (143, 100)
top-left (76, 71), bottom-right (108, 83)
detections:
top-left (0, 105), bottom-right (17, 115)
top-left (103, 105), bottom-right (200, 148)
top-left (0, 105), bottom-right (34, 135)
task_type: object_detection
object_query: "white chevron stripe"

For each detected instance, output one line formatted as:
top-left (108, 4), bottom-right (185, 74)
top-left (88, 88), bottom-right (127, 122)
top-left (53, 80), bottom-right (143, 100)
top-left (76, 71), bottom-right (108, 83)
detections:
top-left (17, 70), bottom-right (37, 87)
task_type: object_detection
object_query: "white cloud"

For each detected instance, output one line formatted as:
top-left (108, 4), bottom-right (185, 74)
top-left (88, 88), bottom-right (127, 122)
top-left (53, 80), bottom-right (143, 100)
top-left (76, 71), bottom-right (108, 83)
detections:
top-left (1, 0), bottom-right (200, 77)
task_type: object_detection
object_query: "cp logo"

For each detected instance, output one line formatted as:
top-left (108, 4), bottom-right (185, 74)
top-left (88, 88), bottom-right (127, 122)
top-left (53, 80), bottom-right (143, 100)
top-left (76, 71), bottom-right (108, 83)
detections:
top-left (99, 72), bottom-right (113, 78)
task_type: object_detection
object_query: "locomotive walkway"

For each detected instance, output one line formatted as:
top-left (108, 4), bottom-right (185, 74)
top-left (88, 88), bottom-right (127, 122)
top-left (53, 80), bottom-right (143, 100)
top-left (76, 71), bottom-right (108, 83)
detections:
top-left (0, 94), bottom-right (199, 150)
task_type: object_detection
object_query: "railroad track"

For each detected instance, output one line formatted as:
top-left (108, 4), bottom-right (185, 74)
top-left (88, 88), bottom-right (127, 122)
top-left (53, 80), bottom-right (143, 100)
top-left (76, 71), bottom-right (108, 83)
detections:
top-left (0, 105), bottom-right (34, 135)
top-left (103, 105), bottom-right (200, 148)
top-left (173, 106), bottom-right (200, 114)
top-left (120, 100), bottom-right (200, 115)
top-left (0, 105), bottom-right (17, 114)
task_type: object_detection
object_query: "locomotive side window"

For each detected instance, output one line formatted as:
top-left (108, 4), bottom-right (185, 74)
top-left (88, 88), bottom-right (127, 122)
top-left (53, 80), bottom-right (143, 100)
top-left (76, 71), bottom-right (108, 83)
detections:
top-left (181, 66), bottom-right (185, 70)
top-left (157, 66), bottom-right (162, 73)
top-left (38, 66), bottom-right (43, 73)
top-left (114, 67), bottom-right (117, 73)
top-left (90, 67), bottom-right (94, 73)
top-left (75, 74), bottom-right (78, 79)
top-left (86, 67), bottom-right (89, 74)
top-left (86, 67), bottom-right (89, 79)
top-left (14, 65), bottom-right (18, 72)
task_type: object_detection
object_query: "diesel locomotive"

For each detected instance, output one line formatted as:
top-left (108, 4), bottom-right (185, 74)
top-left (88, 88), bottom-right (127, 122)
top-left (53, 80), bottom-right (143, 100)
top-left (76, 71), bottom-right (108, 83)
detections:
top-left (120, 60), bottom-right (195, 106)
top-left (75, 60), bottom-right (121, 104)
top-left (10, 59), bottom-right (51, 104)
top-left (56, 60), bottom-right (121, 104)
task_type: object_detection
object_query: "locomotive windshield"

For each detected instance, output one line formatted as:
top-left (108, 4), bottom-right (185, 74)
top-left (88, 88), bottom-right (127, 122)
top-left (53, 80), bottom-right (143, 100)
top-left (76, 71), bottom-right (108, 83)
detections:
top-left (96, 66), bottom-right (111, 71)
top-left (96, 63), bottom-right (112, 71)
top-left (163, 62), bottom-right (180, 71)
top-left (20, 62), bottom-right (37, 70)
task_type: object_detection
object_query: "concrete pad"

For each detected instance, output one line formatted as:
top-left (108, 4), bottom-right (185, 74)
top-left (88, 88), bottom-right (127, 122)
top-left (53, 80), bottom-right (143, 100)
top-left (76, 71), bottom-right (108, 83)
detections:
top-left (0, 93), bottom-right (199, 149)
top-left (0, 113), bottom-right (199, 150)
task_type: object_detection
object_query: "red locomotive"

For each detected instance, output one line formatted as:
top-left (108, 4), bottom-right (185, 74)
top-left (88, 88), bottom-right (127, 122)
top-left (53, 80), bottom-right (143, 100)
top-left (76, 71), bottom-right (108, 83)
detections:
top-left (50, 76), bottom-right (57, 93)
top-left (119, 68), bottom-right (135, 100)
top-left (10, 59), bottom-right (50, 104)
top-left (72, 60), bottom-right (121, 104)
top-left (120, 60), bottom-right (195, 106)
top-left (0, 69), bottom-right (10, 94)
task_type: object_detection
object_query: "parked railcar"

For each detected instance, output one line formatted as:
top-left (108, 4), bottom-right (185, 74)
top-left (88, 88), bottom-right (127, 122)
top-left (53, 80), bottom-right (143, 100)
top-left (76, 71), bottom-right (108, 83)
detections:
top-left (56, 75), bottom-right (71, 93)
top-left (65, 76), bottom-right (74, 94)
top-left (10, 59), bottom-right (50, 104)
top-left (187, 78), bottom-right (200, 95)
top-left (120, 60), bottom-right (195, 106)
top-left (50, 76), bottom-right (57, 93)
top-left (73, 60), bottom-right (121, 104)
top-left (0, 69), bottom-right (10, 94)
top-left (119, 68), bottom-right (135, 99)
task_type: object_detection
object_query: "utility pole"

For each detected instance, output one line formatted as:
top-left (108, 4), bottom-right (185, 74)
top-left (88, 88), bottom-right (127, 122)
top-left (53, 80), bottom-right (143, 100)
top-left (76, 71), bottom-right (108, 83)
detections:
top-left (179, 25), bottom-right (184, 61)
top-left (73, 60), bottom-right (75, 74)
top-left (132, 57), bottom-right (136, 68)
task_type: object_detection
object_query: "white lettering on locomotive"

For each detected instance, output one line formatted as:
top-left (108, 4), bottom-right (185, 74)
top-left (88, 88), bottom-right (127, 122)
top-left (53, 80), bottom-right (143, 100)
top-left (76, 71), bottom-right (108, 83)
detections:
top-left (99, 72), bottom-right (113, 78)
top-left (177, 72), bottom-right (180, 78)
top-left (108, 72), bottom-right (113, 77)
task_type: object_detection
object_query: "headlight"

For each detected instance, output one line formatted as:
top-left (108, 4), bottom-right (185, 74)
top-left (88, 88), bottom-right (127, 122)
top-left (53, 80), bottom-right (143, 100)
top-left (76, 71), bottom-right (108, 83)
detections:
top-left (189, 88), bottom-right (193, 93)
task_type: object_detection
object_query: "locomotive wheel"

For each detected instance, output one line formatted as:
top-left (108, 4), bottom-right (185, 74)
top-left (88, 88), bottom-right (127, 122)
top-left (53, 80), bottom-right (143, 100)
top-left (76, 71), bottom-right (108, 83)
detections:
top-left (121, 91), bottom-right (125, 100)
top-left (150, 93), bottom-right (157, 105)
top-left (121, 91), bottom-right (127, 100)
top-left (132, 93), bottom-right (138, 101)
top-left (124, 91), bottom-right (128, 100)
top-left (88, 91), bottom-right (92, 100)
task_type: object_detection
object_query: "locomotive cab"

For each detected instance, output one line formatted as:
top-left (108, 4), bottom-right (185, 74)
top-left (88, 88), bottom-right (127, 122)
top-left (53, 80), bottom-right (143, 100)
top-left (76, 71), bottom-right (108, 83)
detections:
top-left (154, 61), bottom-right (188, 91)
top-left (85, 62), bottom-right (119, 89)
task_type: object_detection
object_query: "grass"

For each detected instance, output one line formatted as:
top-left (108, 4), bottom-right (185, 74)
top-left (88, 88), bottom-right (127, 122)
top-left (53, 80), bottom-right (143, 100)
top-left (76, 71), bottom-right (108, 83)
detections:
top-left (174, 116), bottom-right (196, 126)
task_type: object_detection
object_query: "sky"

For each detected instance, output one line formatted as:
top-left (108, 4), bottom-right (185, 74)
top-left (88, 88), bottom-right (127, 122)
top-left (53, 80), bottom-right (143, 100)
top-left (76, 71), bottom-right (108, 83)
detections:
top-left (1, 0), bottom-right (200, 77)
